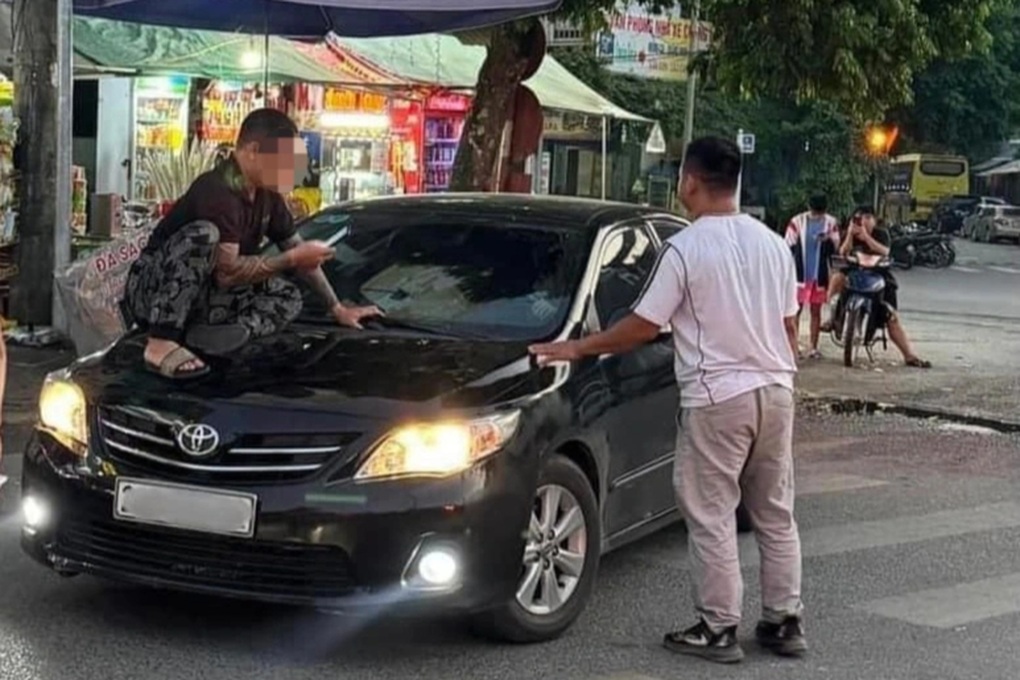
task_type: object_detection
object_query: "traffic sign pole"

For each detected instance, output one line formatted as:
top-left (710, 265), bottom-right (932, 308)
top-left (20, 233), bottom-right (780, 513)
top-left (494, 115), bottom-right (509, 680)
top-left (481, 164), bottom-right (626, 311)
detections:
top-left (735, 129), bottom-right (743, 210)
top-left (735, 130), bottom-right (755, 211)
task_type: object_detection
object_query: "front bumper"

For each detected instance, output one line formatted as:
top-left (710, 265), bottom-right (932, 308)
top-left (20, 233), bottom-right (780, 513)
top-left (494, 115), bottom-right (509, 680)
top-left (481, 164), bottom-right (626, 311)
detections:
top-left (20, 430), bottom-right (535, 614)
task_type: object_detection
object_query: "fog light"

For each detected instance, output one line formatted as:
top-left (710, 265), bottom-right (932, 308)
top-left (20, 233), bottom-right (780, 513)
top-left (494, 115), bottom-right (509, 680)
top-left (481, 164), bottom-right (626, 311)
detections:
top-left (417, 548), bottom-right (459, 586)
top-left (22, 495), bottom-right (49, 529)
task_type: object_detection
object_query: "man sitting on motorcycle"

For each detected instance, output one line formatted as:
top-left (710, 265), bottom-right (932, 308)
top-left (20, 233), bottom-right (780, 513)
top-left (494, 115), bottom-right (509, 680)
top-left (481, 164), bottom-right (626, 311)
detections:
top-left (822, 206), bottom-right (932, 368)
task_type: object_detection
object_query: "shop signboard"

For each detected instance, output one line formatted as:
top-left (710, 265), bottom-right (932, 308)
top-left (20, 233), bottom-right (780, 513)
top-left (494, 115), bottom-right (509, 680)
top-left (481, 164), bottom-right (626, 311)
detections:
top-left (543, 111), bottom-right (599, 140)
top-left (426, 93), bottom-right (473, 113)
top-left (324, 88), bottom-right (388, 114)
top-left (596, 1), bottom-right (713, 81)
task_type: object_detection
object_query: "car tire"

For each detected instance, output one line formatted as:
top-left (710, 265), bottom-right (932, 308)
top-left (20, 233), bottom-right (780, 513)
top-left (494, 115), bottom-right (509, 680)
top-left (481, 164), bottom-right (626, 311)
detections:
top-left (470, 454), bottom-right (600, 644)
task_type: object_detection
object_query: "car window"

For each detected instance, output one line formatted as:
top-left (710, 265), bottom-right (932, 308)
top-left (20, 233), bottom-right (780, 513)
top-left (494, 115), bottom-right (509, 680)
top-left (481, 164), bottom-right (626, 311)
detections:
top-left (593, 226), bottom-right (658, 329)
top-left (648, 219), bottom-right (687, 243)
top-left (276, 208), bottom-right (590, 342)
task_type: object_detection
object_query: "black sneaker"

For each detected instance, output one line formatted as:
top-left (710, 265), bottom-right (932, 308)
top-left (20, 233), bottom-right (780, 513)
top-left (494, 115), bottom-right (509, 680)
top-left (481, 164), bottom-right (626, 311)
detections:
top-left (663, 619), bottom-right (744, 664)
top-left (756, 616), bottom-right (808, 657)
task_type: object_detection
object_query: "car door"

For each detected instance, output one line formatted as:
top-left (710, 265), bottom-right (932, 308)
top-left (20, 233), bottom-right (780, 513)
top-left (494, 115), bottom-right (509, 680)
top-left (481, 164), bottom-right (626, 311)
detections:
top-left (589, 222), bottom-right (680, 539)
top-left (647, 216), bottom-right (690, 245)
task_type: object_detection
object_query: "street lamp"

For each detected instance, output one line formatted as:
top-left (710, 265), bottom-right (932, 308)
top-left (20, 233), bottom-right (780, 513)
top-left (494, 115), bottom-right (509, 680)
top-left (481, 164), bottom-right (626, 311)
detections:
top-left (865, 125), bottom-right (898, 211)
top-left (865, 125), bottom-right (898, 156)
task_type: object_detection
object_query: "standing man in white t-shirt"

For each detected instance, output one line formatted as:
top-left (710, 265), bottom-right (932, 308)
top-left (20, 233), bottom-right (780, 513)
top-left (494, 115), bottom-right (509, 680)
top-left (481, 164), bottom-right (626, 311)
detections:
top-left (529, 136), bottom-right (805, 664)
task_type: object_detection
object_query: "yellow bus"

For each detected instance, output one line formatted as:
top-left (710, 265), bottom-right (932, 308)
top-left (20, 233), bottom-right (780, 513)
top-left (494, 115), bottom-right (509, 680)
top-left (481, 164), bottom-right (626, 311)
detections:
top-left (882, 154), bottom-right (969, 223)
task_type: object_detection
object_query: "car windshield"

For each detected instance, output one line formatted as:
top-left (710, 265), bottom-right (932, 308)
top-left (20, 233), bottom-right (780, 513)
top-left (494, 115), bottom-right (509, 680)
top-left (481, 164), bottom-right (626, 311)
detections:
top-left (267, 208), bottom-right (590, 341)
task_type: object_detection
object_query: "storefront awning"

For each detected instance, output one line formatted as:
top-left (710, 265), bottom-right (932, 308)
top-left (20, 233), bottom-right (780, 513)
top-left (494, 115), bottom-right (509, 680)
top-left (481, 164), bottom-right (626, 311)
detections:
top-left (72, 18), bottom-right (352, 83)
top-left (0, 5), bottom-right (134, 76)
top-left (333, 33), bottom-right (653, 122)
top-left (71, 0), bottom-right (563, 39)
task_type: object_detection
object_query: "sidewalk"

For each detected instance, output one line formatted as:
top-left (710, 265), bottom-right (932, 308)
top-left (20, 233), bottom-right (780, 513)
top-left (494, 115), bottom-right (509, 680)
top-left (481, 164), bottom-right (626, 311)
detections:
top-left (795, 311), bottom-right (1020, 427)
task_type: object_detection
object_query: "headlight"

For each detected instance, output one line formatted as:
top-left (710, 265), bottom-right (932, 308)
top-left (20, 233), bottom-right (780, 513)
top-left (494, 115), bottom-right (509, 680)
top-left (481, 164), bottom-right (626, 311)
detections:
top-left (355, 411), bottom-right (521, 481)
top-left (38, 372), bottom-right (88, 451)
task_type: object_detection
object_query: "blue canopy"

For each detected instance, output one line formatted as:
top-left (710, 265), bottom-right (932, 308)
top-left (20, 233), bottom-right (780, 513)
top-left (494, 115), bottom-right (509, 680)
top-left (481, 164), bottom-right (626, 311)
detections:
top-left (72, 0), bottom-right (563, 37)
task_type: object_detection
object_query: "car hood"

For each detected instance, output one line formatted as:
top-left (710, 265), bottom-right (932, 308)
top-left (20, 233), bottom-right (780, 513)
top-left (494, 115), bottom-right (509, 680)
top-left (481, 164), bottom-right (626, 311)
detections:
top-left (71, 328), bottom-right (540, 419)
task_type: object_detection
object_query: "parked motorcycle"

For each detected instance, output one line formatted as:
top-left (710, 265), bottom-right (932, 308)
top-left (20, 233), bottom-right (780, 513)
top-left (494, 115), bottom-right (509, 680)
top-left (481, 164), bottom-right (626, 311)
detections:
top-left (888, 222), bottom-right (956, 269)
top-left (829, 253), bottom-right (892, 368)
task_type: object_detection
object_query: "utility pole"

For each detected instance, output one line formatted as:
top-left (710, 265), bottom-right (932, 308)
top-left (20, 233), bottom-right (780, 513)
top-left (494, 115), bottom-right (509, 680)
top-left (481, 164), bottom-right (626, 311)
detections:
top-left (681, 0), bottom-right (700, 155)
top-left (11, 0), bottom-right (73, 331)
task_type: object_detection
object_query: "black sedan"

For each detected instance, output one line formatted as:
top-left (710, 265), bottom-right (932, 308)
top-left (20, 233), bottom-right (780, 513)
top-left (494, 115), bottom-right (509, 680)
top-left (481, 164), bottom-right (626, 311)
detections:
top-left (22, 194), bottom-right (694, 643)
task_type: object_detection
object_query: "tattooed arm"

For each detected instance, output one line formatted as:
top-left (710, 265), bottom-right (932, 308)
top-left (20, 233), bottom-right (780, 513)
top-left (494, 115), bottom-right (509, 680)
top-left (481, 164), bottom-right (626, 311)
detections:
top-left (213, 243), bottom-right (293, 289)
top-left (277, 235), bottom-right (339, 308)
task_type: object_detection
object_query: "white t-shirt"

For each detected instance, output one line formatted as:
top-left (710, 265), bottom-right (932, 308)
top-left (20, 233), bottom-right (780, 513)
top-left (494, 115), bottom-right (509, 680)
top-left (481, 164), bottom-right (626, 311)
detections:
top-left (632, 213), bottom-right (799, 409)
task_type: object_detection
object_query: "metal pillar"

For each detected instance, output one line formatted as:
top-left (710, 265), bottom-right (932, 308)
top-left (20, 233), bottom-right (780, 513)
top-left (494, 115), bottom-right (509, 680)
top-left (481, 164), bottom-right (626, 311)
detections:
top-left (601, 115), bottom-right (608, 200)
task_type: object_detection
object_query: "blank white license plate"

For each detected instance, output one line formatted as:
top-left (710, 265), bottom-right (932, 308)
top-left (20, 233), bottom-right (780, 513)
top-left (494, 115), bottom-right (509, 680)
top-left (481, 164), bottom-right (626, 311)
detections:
top-left (114, 478), bottom-right (257, 538)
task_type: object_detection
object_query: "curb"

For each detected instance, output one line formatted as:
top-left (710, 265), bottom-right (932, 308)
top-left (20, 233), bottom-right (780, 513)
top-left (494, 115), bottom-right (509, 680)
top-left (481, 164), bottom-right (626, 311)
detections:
top-left (797, 392), bottom-right (1020, 433)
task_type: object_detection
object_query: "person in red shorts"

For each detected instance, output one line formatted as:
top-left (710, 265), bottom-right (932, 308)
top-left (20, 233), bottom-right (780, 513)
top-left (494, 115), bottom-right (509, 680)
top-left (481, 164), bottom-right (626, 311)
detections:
top-left (785, 195), bottom-right (840, 359)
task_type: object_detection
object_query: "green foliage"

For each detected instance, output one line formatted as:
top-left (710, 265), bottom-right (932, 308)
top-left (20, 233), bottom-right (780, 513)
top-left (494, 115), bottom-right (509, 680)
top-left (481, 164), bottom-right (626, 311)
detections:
top-left (557, 0), bottom-right (678, 30)
top-left (701, 0), bottom-right (995, 122)
top-left (890, 0), bottom-right (1020, 160)
top-left (553, 47), bottom-right (873, 222)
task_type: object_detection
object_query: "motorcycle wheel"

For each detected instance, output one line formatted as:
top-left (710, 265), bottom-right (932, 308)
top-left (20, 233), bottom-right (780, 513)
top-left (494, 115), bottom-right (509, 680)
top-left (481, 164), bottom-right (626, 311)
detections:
top-left (899, 248), bottom-right (915, 270)
top-left (923, 242), bottom-right (955, 269)
top-left (843, 305), bottom-right (867, 368)
top-left (942, 242), bottom-right (956, 267)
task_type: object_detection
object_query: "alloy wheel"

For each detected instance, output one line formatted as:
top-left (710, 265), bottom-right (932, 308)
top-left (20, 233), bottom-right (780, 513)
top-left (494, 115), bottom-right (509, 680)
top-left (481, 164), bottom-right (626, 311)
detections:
top-left (516, 484), bottom-right (588, 616)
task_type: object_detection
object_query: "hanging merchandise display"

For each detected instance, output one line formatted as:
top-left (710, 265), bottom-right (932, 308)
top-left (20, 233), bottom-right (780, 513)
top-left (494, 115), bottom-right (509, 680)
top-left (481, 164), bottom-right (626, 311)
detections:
top-left (201, 81), bottom-right (289, 146)
top-left (71, 166), bottom-right (88, 234)
top-left (0, 78), bottom-right (17, 246)
top-left (311, 87), bottom-right (394, 205)
top-left (132, 76), bottom-right (191, 200)
top-left (423, 92), bottom-right (471, 192)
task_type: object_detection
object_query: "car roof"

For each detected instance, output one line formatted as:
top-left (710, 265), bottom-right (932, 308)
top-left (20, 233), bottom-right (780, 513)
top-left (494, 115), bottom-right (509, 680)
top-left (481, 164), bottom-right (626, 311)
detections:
top-left (335, 193), bottom-right (684, 230)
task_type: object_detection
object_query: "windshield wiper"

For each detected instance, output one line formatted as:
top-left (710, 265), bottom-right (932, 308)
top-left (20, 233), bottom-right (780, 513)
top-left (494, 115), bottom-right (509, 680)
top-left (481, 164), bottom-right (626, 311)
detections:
top-left (296, 310), bottom-right (485, 339)
top-left (371, 316), bottom-right (487, 339)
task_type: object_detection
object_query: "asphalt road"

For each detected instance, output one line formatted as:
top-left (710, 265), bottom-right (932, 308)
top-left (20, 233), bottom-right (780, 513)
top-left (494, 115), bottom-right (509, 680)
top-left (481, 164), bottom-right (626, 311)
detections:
top-left (898, 238), bottom-right (1020, 320)
top-left (2, 410), bottom-right (1020, 680)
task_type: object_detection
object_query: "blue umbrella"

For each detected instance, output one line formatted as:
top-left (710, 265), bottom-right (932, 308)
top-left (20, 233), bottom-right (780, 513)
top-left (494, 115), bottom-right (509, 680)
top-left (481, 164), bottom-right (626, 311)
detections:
top-left (72, 0), bottom-right (563, 37)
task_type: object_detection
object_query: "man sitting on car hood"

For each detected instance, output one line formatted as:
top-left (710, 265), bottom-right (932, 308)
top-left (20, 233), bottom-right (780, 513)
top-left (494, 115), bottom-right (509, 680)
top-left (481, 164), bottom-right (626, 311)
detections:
top-left (122, 108), bottom-right (380, 380)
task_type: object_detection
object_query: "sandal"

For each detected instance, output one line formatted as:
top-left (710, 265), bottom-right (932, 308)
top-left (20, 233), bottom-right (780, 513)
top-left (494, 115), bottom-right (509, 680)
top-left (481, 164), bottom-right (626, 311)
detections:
top-left (905, 357), bottom-right (932, 368)
top-left (145, 345), bottom-right (210, 380)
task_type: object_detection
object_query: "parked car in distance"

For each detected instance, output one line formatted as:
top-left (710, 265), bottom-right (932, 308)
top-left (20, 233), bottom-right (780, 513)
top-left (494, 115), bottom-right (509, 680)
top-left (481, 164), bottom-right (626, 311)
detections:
top-left (22, 194), bottom-right (715, 644)
top-left (931, 195), bottom-right (1005, 235)
top-left (967, 204), bottom-right (1020, 244)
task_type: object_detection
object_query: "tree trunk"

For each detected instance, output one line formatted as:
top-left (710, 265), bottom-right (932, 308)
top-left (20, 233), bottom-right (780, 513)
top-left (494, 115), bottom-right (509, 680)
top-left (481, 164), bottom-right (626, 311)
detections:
top-left (449, 22), bottom-right (539, 192)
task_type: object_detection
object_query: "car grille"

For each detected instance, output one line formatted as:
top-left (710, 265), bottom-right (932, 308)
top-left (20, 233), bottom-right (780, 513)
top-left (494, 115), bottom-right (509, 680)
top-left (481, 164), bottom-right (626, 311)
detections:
top-left (95, 405), bottom-right (360, 484)
top-left (56, 503), bottom-right (358, 599)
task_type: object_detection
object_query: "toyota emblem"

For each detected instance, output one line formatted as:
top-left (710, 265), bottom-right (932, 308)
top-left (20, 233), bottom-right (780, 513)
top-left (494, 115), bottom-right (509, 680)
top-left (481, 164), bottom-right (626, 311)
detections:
top-left (175, 423), bottom-right (220, 458)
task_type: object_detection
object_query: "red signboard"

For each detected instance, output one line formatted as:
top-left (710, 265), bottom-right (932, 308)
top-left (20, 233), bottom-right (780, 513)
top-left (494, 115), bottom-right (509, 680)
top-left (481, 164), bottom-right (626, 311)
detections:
top-left (390, 99), bottom-right (424, 194)
top-left (425, 92), bottom-right (473, 113)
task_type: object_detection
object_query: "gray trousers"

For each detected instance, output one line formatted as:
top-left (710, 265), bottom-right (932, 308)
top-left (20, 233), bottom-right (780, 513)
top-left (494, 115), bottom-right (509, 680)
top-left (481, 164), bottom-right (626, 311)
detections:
top-left (675, 384), bottom-right (804, 631)
top-left (123, 221), bottom-right (302, 343)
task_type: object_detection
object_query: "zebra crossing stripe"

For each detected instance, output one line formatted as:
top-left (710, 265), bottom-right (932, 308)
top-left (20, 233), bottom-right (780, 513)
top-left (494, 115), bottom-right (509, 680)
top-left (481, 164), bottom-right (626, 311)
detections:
top-left (950, 266), bottom-right (981, 273)
top-left (858, 572), bottom-right (1020, 629)
top-left (728, 501), bottom-right (1020, 568)
top-left (987, 266), bottom-right (1020, 274)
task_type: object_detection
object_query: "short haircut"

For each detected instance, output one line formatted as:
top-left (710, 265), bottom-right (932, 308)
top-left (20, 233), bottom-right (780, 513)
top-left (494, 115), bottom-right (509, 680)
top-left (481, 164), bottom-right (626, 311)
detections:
top-left (809, 194), bottom-right (827, 212)
top-left (682, 136), bottom-right (742, 192)
top-left (236, 108), bottom-right (299, 149)
top-left (853, 204), bottom-right (876, 219)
